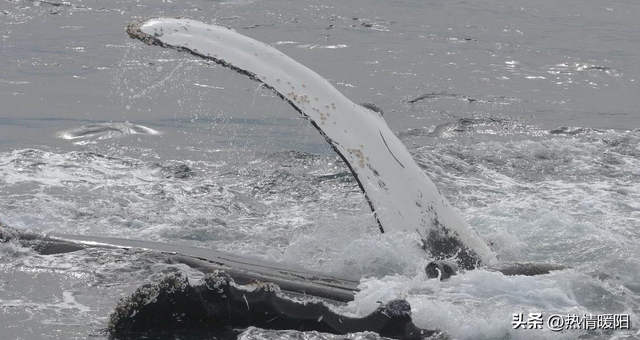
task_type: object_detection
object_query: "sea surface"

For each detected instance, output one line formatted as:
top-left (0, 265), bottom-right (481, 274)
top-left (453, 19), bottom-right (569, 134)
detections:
top-left (1, 0), bottom-right (639, 339)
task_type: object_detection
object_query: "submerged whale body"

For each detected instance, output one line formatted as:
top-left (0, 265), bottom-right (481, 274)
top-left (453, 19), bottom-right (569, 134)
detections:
top-left (110, 271), bottom-right (434, 339)
top-left (425, 260), bottom-right (566, 280)
top-left (0, 226), bottom-right (441, 340)
top-left (58, 122), bottom-right (160, 140)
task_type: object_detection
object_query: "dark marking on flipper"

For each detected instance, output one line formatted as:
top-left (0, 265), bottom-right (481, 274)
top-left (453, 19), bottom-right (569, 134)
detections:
top-left (379, 130), bottom-right (405, 169)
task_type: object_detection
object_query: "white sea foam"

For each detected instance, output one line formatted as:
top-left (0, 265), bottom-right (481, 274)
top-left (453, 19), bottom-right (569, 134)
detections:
top-left (2, 128), bottom-right (639, 339)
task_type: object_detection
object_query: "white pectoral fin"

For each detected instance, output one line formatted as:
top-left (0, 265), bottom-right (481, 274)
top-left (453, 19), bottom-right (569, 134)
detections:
top-left (128, 18), bottom-right (496, 268)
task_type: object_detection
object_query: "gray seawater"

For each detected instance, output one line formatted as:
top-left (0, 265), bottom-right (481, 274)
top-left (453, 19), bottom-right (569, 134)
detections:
top-left (1, 0), bottom-right (639, 339)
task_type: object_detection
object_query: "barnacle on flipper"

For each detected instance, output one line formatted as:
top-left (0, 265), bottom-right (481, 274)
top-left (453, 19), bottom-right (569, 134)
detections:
top-left (245, 278), bottom-right (281, 293)
top-left (108, 272), bottom-right (188, 333)
top-left (204, 269), bottom-right (232, 294)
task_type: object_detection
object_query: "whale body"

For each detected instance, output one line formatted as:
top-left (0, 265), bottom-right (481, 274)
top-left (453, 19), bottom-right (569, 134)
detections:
top-left (0, 225), bottom-right (441, 339)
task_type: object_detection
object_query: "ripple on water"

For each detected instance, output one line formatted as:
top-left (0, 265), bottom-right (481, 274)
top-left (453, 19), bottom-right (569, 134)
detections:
top-left (58, 122), bottom-right (161, 141)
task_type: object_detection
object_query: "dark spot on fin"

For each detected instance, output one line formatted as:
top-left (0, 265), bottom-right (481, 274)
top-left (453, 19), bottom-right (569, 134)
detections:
top-left (360, 102), bottom-right (384, 116)
top-left (422, 229), bottom-right (481, 270)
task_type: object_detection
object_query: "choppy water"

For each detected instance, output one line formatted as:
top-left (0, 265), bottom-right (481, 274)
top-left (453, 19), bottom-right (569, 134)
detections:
top-left (1, 0), bottom-right (639, 339)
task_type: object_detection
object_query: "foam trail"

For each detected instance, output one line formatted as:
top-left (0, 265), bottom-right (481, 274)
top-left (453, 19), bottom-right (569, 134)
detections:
top-left (127, 18), bottom-right (496, 268)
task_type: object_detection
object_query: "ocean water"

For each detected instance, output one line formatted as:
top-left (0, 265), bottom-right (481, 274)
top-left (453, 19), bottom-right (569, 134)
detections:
top-left (1, 0), bottom-right (639, 339)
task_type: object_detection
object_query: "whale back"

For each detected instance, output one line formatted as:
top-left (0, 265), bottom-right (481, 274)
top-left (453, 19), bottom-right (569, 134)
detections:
top-left (128, 18), bottom-right (496, 268)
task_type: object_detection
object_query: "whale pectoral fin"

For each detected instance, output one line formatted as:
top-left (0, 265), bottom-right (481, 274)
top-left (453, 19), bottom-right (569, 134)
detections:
top-left (127, 18), bottom-right (498, 268)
